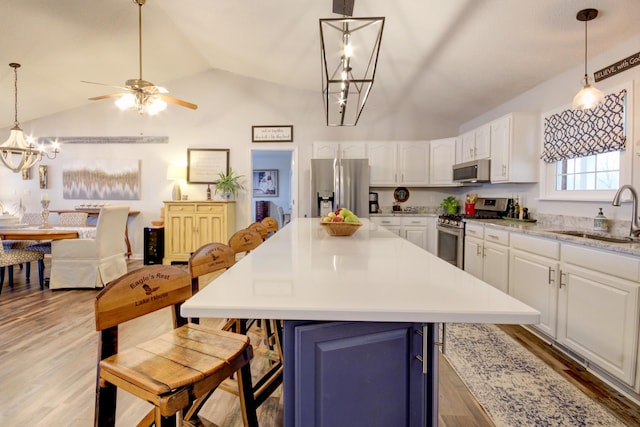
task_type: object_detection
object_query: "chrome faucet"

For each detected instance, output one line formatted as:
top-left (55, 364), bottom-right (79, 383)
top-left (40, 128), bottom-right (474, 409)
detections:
top-left (612, 185), bottom-right (640, 238)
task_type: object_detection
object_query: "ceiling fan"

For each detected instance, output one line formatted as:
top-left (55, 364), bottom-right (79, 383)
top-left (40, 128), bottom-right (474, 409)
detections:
top-left (83, 0), bottom-right (197, 114)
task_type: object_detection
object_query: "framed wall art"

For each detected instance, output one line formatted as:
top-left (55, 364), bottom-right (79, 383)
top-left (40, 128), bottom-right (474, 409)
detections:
top-left (252, 169), bottom-right (278, 197)
top-left (251, 125), bottom-right (293, 142)
top-left (62, 160), bottom-right (140, 199)
top-left (187, 148), bottom-right (229, 183)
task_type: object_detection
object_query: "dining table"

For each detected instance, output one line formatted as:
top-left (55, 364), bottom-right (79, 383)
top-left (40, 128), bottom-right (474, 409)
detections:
top-left (181, 218), bottom-right (540, 427)
top-left (0, 225), bottom-right (97, 241)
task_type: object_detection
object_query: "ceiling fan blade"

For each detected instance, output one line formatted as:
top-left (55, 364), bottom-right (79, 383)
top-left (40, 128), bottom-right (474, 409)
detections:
top-left (159, 94), bottom-right (198, 110)
top-left (88, 93), bottom-right (128, 101)
top-left (81, 80), bottom-right (131, 91)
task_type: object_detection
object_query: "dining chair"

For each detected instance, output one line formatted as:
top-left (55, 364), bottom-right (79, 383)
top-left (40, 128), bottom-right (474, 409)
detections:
top-left (94, 265), bottom-right (258, 427)
top-left (0, 237), bottom-right (45, 293)
top-left (50, 205), bottom-right (129, 289)
top-left (58, 212), bottom-right (88, 226)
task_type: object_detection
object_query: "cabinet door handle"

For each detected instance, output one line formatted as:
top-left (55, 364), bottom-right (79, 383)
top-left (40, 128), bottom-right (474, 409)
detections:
top-left (486, 234), bottom-right (499, 240)
top-left (548, 267), bottom-right (555, 285)
top-left (560, 271), bottom-right (567, 288)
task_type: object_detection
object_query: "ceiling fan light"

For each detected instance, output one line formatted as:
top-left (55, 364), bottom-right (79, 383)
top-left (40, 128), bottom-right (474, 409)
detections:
top-left (116, 93), bottom-right (136, 110)
top-left (146, 96), bottom-right (167, 115)
top-left (572, 76), bottom-right (605, 110)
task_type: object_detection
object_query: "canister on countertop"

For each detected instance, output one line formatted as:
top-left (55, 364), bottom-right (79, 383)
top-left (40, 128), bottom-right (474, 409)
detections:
top-left (594, 208), bottom-right (608, 232)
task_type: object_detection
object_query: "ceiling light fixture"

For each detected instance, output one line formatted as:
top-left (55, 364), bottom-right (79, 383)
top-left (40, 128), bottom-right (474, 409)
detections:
top-left (0, 63), bottom-right (59, 173)
top-left (320, 0), bottom-right (384, 126)
top-left (83, 0), bottom-right (197, 115)
top-left (572, 8), bottom-right (604, 110)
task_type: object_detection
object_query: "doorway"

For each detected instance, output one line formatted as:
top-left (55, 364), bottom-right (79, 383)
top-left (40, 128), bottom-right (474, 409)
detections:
top-left (251, 148), bottom-right (296, 229)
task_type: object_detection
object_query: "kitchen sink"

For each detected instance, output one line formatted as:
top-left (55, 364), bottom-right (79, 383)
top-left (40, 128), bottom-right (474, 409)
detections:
top-left (548, 230), bottom-right (634, 243)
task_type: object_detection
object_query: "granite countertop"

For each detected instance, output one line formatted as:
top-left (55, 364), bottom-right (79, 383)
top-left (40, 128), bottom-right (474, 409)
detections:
top-left (370, 211), bottom-right (438, 217)
top-left (465, 218), bottom-right (640, 257)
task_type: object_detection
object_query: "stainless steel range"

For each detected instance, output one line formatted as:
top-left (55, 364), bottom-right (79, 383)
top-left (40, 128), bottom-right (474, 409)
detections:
top-left (436, 197), bottom-right (510, 268)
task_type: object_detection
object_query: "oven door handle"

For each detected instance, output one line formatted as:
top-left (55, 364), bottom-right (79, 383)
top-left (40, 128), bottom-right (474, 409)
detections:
top-left (436, 225), bottom-right (464, 237)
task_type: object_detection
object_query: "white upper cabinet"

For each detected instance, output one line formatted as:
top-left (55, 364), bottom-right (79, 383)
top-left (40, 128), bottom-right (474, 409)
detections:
top-left (399, 141), bottom-right (430, 186)
top-left (429, 137), bottom-right (458, 186)
top-left (312, 141), bottom-right (368, 159)
top-left (369, 142), bottom-right (399, 185)
top-left (369, 141), bottom-right (429, 186)
top-left (460, 124), bottom-right (490, 163)
top-left (489, 113), bottom-right (539, 183)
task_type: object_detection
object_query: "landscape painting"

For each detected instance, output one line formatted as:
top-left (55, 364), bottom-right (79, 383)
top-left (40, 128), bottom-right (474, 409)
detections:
top-left (62, 159), bottom-right (141, 200)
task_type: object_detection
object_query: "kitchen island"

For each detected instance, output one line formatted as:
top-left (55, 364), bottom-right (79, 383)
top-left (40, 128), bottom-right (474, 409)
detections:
top-left (181, 218), bottom-right (539, 427)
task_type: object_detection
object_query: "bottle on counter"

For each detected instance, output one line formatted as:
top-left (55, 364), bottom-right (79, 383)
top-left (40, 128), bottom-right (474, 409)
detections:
top-left (513, 197), bottom-right (520, 220)
top-left (594, 208), bottom-right (608, 232)
top-left (206, 184), bottom-right (212, 200)
top-left (506, 198), bottom-right (515, 218)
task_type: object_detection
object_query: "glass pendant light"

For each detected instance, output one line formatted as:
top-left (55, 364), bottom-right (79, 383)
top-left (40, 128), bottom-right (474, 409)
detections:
top-left (572, 8), bottom-right (604, 110)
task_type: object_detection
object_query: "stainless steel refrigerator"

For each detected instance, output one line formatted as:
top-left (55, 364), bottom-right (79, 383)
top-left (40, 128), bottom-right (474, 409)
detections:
top-left (310, 158), bottom-right (370, 218)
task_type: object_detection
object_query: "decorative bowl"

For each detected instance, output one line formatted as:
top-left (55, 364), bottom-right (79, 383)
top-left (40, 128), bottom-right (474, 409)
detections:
top-left (320, 221), bottom-right (362, 236)
top-left (151, 220), bottom-right (164, 227)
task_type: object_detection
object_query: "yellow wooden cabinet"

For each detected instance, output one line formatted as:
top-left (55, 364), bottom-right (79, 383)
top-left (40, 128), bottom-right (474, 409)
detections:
top-left (163, 201), bottom-right (236, 264)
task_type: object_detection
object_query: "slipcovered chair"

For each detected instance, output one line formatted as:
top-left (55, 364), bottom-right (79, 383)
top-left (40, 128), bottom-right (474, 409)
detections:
top-left (49, 205), bottom-right (129, 289)
top-left (0, 238), bottom-right (44, 293)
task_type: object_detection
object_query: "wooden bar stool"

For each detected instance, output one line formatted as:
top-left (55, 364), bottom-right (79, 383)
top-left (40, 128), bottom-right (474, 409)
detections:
top-left (94, 265), bottom-right (258, 427)
top-left (247, 222), bottom-right (269, 240)
top-left (260, 216), bottom-right (279, 237)
top-left (228, 229), bottom-right (263, 261)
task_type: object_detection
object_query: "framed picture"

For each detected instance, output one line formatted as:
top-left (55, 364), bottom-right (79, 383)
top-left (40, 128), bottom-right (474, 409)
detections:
top-left (187, 148), bottom-right (229, 183)
top-left (252, 169), bottom-right (278, 197)
top-left (251, 125), bottom-right (293, 142)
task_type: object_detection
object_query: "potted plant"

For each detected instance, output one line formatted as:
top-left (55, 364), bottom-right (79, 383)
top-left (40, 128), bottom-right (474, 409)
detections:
top-left (214, 167), bottom-right (245, 200)
top-left (440, 196), bottom-right (459, 214)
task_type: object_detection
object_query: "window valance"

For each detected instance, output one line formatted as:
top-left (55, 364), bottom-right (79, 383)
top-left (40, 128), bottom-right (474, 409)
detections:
top-left (541, 90), bottom-right (626, 163)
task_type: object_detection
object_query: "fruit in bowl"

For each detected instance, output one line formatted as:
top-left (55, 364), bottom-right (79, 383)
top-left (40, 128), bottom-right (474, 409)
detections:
top-left (320, 208), bottom-right (362, 236)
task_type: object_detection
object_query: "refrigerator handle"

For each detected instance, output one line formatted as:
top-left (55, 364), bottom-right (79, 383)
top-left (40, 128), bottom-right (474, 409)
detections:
top-left (334, 158), bottom-right (341, 210)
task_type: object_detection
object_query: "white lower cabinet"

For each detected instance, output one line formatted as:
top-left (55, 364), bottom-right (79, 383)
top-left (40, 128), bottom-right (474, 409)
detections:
top-left (370, 216), bottom-right (436, 252)
top-left (558, 244), bottom-right (640, 386)
top-left (508, 233), bottom-right (560, 339)
top-left (464, 223), bottom-right (509, 293)
top-left (508, 233), bottom-right (640, 389)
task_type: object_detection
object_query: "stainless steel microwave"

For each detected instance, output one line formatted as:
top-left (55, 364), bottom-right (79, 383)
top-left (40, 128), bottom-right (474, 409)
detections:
top-left (452, 159), bottom-right (491, 183)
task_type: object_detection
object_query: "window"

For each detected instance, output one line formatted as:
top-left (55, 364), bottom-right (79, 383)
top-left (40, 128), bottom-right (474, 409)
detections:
top-left (554, 151), bottom-right (620, 191)
top-left (541, 83), bottom-right (631, 201)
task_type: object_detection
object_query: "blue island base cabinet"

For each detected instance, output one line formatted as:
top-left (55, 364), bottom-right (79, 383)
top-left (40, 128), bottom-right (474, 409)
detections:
top-left (283, 321), bottom-right (439, 427)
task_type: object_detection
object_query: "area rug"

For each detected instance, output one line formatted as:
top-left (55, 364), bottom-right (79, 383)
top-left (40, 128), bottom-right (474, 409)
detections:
top-left (444, 323), bottom-right (626, 427)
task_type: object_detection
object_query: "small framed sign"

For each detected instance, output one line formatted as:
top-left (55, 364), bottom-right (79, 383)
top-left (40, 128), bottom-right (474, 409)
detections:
top-left (187, 148), bottom-right (229, 184)
top-left (252, 125), bottom-right (293, 142)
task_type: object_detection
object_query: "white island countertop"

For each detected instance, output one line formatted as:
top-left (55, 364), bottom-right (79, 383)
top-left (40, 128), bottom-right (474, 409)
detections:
top-left (181, 218), bottom-right (539, 324)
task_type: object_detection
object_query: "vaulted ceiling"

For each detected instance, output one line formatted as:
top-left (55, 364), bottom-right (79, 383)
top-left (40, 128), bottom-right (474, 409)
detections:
top-left (1, 0), bottom-right (639, 132)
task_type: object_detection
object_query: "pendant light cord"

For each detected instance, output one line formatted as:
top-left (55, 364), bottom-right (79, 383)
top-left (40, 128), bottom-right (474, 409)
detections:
top-left (10, 63), bottom-right (20, 127)
top-left (583, 17), bottom-right (588, 78)
top-left (138, 0), bottom-right (143, 80)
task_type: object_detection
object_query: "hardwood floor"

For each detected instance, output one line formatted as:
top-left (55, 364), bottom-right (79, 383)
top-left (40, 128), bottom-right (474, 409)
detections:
top-left (0, 258), bottom-right (637, 426)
